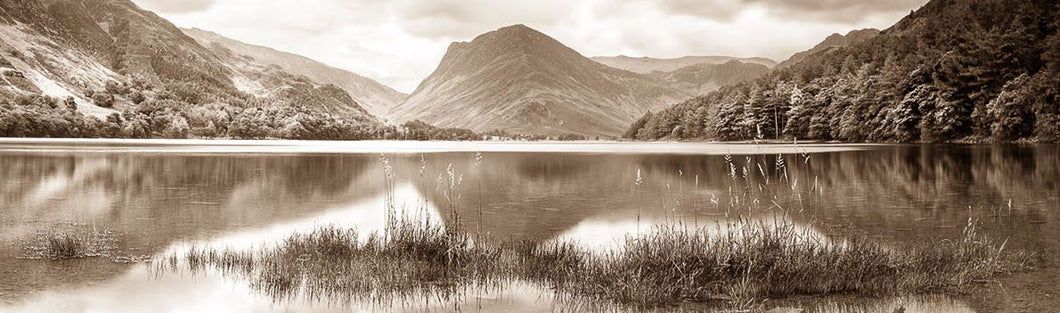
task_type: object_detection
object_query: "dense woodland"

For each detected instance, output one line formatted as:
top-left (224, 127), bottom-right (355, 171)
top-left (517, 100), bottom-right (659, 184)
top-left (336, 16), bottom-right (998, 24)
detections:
top-left (0, 88), bottom-right (582, 141)
top-left (0, 92), bottom-right (382, 140)
top-left (627, 0), bottom-right (1059, 143)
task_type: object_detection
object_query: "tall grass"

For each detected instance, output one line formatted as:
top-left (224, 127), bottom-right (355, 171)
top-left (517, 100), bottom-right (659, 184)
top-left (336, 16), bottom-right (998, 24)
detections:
top-left (159, 218), bottom-right (505, 307)
top-left (522, 218), bottom-right (1036, 310)
top-left (159, 215), bottom-right (1035, 310)
top-left (156, 152), bottom-right (1041, 311)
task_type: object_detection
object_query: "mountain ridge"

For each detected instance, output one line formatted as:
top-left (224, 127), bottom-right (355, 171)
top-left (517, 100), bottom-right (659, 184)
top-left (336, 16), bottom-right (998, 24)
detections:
top-left (592, 55), bottom-right (777, 74)
top-left (391, 24), bottom-right (690, 137)
top-left (181, 27), bottom-right (406, 119)
top-left (648, 60), bottom-right (771, 96)
top-left (1, 0), bottom-right (389, 140)
top-left (776, 28), bottom-right (881, 69)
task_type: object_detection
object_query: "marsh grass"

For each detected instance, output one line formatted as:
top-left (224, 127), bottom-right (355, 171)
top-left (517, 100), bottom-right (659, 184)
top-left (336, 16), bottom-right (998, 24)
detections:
top-left (158, 214), bottom-right (1035, 311)
top-left (159, 217), bottom-right (507, 307)
top-left (19, 227), bottom-right (118, 260)
top-left (156, 152), bottom-right (1041, 311)
top-left (523, 218), bottom-right (1037, 310)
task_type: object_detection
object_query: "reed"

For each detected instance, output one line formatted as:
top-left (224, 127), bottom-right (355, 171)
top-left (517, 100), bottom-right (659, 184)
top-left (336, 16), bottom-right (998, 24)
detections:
top-left (158, 213), bottom-right (1036, 311)
top-left (525, 217), bottom-right (1037, 310)
top-left (159, 217), bottom-right (505, 307)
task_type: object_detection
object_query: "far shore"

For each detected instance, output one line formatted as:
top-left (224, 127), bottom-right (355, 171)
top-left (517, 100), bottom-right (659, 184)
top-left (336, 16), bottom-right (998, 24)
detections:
top-left (0, 137), bottom-right (890, 155)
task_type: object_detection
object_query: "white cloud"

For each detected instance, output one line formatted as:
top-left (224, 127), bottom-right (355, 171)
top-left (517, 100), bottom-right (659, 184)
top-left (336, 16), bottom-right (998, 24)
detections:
top-left (136, 0), bottom-right (927, 93)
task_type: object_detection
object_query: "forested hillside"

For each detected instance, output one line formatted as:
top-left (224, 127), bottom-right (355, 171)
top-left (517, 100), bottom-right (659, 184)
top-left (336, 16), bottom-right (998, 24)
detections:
top-left (627, 0), bottom-right (1058, 143)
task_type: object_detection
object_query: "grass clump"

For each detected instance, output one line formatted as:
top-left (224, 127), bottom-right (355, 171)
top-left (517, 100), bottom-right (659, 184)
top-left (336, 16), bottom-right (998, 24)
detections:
top-left (159, 216), bottom-right (1037, 310)
top-left (161, 218), bottom-right (505, 306)
top-left (523, 218), bottom-right (1037, 309)
top-left (19, 227), bottom-right (118, 260)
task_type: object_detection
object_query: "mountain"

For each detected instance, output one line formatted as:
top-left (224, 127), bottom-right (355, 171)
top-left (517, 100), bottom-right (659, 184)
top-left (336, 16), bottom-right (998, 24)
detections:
top-left (626, 0), bottom-right (1059, 143)
top-left (181, 28), bottom-right (406, 118)
top-left (179, 28), bottom-right (374, 118)
top-left (775, 28), bottom-right (880, 69)
top-left (592, 55), bottom-right (777, 73)
top-left (0, 0), bottom-right (228, 116)
top-left (389, 24), bottom-right (690, 137)
top-left (0, 0), bottom-right (385, 139)
top-left (648, 60), bottom-right (771, 95)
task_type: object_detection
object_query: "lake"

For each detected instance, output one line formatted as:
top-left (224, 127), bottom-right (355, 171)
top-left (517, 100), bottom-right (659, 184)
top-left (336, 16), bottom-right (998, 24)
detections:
top-left (0, 139), bottom-right (1056, 312)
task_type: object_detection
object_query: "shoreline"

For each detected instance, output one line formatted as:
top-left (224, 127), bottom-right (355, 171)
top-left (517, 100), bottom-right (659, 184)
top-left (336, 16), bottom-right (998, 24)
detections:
top-left (0, 138), bottom-right (888, 155)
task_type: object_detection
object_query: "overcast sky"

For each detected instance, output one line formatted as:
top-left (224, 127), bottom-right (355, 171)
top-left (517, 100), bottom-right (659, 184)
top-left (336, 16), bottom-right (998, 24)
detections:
top-left (133, 0), bottom-right (929, 93)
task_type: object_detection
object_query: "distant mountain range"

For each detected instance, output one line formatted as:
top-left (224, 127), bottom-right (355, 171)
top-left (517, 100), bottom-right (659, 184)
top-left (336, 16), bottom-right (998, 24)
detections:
top-left (775, 28), bottom-right (880, 69)
top-left (181, 28), bottom-right (406, 118)
top-left (647, 60), bottom-right (771, 96)
top-left (0, 0), bottom-right (766, 138)
top-left (389, 24), bottom-right (691, 137)
top-left (592, 55), bottom-right (777, 74)
top-left (627, 0), bottom-right (1058, 143)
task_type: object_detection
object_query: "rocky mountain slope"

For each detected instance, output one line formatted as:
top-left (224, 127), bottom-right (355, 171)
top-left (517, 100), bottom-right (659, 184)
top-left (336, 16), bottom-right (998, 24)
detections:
top-left (390, 24), bottom-right (690, 137)
top-left (182, 28), bottom-right (406, 118)
top-left (1, 0), bottom-right (385, 139)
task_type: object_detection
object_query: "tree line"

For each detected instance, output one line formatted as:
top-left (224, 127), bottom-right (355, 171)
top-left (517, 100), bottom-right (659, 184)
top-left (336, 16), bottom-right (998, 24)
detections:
top-left (627, 0), bottom-right (1058, 143)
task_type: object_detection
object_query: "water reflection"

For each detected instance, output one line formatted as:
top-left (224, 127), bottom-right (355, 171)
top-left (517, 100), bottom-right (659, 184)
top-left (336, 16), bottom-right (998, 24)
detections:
top-left (806, 294), bottom-right (975, 313)
top-left (0, 153), bottom-right (377, 302)
top-left (1, 186), bottom-right (557, 313)
top-left (0, 143), bottom-right (1056, 312)
top-left (552, 215), bottom-right (830, 254)
top-left (161, 184), bottom-right (440, 255)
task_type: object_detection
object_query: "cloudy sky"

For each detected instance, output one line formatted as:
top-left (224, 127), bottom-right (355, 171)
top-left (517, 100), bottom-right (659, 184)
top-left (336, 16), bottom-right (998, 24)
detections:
top-left (133, 0), bottom-right (929, 93)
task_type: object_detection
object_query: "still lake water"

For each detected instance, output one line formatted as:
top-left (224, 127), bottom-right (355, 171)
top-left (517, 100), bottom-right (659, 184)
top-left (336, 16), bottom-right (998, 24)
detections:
top-left (0, 140), bottom-right (1056, 312)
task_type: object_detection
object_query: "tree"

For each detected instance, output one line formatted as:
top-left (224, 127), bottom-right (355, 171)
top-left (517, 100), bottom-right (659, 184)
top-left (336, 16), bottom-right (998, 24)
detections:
top-left (92, 92), bottom-right (114, 108)
top-left (781, 83), bottom-right (807, 139)
top-left (624, 111), bottom-right (652, 139)
top-left (163, 116), bottom-right (190, 138)
top-left (129, 90), bottom-right (146, 104)
top-left (985, 74), bottom-right (1035, 141)
top-left (64, 97), bottom-right (77, 111)
top-left (714, 92), bottom-right (746, 140)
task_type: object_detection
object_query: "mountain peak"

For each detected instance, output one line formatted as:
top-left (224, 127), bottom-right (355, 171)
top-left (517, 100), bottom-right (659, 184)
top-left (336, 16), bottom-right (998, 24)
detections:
top-left (392, 26), bottom-right (687, 137)
top-left (475, 24), bottom-right (553, 45)
top-left (496, 24), bottom-right (534, 33)
top-left (777, 28), bottom-right (881, 69)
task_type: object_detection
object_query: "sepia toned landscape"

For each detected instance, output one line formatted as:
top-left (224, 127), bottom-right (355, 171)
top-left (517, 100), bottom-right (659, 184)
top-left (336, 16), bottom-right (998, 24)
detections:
top-left (0, 0), bottom-right (1057, 312)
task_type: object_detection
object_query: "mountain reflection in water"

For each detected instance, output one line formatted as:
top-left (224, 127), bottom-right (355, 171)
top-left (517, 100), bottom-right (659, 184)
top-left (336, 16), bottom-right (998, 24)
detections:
top-left (0, 142), bottom-right (1055, 312)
